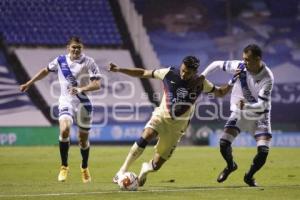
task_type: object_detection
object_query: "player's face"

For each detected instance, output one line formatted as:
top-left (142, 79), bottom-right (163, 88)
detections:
top-left (68, 42), bottom-right (83, 60)
top-left (180, 64), bottom-right (197, 80)
top-left (243, 51), bottom-right (260, 72)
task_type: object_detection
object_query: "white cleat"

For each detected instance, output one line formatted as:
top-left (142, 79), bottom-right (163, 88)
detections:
top-left (112, 171), bottom-right (124, 184)
top-left (138, 162), bottom-right (153, 187)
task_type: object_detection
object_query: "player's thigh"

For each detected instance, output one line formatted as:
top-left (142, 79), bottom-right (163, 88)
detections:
top-left (155, 131), bottom-right (183, 161)
top-left (141, 127), bottom-right (158, 142)
top-left (225, 111), bottom-right (255, 134)
top-left (76, 104), bottom-right (92, 130)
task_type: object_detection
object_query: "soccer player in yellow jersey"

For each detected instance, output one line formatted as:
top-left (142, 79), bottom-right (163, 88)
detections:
top-left (109, 56), bottom-right (240, 186)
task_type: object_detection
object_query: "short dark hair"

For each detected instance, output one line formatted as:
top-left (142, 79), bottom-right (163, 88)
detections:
top-left (67, 36), bottom-right (83, 45)
top-left (182, 56), bottom-right (200, 69)
top-left (243, 44), bottom-right (262, 58)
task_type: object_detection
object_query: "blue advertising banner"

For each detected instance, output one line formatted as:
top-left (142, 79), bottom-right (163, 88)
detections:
top-left (70, 124), bottom-right (144, 142)
top-left (209, 132), bottom-right (300, 147)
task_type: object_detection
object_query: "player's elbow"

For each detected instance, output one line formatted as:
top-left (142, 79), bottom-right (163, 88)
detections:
top-left (92, 79), bottom-right (101, 90)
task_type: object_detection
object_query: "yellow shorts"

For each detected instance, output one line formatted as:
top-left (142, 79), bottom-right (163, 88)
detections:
top-left (145, 114), bottom-right (189, 160)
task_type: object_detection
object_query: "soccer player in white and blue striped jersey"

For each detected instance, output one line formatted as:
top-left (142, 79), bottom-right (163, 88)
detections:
top-left (202, 44), bottom-right (274, 187)
top-left (20, 36), bottom-right (101, 183)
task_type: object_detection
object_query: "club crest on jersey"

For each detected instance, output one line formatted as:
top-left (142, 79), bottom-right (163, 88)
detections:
top-left (176, 88), bottom-right (188, 99)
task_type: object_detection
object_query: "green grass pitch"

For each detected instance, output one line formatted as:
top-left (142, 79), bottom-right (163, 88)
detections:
top-left (0, 146), bottom-right (299, 200)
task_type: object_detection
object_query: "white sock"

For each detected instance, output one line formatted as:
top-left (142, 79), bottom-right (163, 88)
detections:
top-left (119, 143), bottom-right (145, 173)
top-left (143, 161), bottom-right (155, 173)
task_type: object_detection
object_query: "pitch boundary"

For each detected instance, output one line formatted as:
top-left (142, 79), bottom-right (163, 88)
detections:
top-left (0, 185), bottom-right (299, 198)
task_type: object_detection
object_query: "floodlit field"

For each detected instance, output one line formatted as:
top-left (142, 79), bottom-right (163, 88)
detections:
top-left (0, 146), bottom-right (299, 200)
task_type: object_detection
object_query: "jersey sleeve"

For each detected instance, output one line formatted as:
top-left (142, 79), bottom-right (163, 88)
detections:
top-left (221, 60), bottom-right (241, 74)
top-left (258, 79), bottom-right (273, 102)
top-left (201, 60), bottom-right (241, 76)
top-left (202, 79), bottom-right (215, 93)
top-left (244, 78), bottom-right (273, 112)
top-left (87, 58), bottom-right (101, 80)
top-left (47, 57), bottom-right (59, 72)
top-left (152, 67), bottom-right (171, 80)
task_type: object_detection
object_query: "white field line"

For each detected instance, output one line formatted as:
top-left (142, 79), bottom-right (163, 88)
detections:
top-left (0, 185), bottom-right (299, 198)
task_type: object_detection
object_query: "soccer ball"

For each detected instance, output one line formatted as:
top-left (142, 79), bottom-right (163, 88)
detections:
top-left (117, 172), bottom-right (139, 191)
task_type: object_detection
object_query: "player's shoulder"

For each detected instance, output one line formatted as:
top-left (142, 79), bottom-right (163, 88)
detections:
top-left (223, 60), bottom-right (244, 71)
top-left (82, 54), bottom-right (95, 63)
top-left (262, 64), bottom-right (274, 82)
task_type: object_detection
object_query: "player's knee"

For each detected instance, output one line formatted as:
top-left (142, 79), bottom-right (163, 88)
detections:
top-left (78, 136), bottom-right (89, 149)
top-left (220, 132), bottom-right (236, 144)
top-left (60, 127), bottom-right (70, 138)
top-left (220, 138), bottom-right (231, 147)
top-left (79, 140), bottom-right (89, 149)
top-left (258, 145), bottom-right (269, 155)
top-left (142, 128), bottom-right (157, 142)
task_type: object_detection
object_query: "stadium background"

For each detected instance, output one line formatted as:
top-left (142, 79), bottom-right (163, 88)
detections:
top-left (0, 0), bottom-right (299, 147)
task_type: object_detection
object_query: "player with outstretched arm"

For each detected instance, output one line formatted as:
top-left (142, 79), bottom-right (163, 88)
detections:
top-left (109, 56), bottom-right (240, 187)
top-left (202, 44), bottom-right (274, 187)
top-left (20, 36), bottom-right (101, 183)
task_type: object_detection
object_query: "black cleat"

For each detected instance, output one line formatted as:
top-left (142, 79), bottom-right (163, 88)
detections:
top-left (244, 173), bottom-right (258, 187)
top-left (217, 162), bottom-right (238, 183)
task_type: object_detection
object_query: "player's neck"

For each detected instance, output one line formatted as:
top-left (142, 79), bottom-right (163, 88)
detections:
top-left (249, 62), bottom-right (263, 74)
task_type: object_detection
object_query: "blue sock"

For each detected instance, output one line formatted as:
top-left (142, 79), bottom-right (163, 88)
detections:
top-left (136, 137), bottom-right (148, 148)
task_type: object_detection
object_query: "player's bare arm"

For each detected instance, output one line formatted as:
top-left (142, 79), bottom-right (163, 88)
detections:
top-left (68, 79), bottom-right (101, 95)
top-left (20, 67), bottom-right (50, 92)
top-left (207, 69), bottom-right (241, 97)
top-left (109, 63), bottom-right (153, 78)
top-left (213, 84), bottom-right (233, 97)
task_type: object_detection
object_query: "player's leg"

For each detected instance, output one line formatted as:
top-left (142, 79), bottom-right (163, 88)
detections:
top-left (77, 103), bottom-right (92, 183)
top-left (217, 127), bottom-right (239, 182)
top-left (58, 115), bottom-right (73, 182)
top-left (78, 128), bottom-right (92, 183)
top-left (217, 112), bottom-right (242, 183)
top-left (244, 116), bottom-right (272, 187)
top-left (243, 136), bottom-right (271, 187)
top-left (113, 127), bottom-right (158, 183)
top-left (138, 126), bottom-right (182, 187)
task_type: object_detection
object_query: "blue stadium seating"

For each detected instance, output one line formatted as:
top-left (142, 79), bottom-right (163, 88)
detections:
top-left (0, 50), bottom-right (34, 112)
top-left (0, 0), bottom-right (122, 46)
top-left (133, 0), bottom-right (300, 69)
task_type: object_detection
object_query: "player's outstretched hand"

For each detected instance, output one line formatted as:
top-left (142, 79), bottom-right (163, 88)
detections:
top-left (20, 83), bottom-right (31, 92)
top-left (108, 63), bottom-right (120, 72)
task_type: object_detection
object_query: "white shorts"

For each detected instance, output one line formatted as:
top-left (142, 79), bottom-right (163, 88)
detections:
top-left (145, 114), bottom-right (189, 160)
top-left (59, 101), bottom-right (92, 130)
top-left (224, 110), bottom-right (272, 139)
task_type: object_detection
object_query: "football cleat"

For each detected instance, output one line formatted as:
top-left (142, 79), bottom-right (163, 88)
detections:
top-left (138, 162), bottom-right (153, 187)
top-left (113, 171), bottom-right (124, 184)
top-left (244, 173), bottom-right (258, 187)
top-left (58, 166), bottom-right (69, 182)
top-left (217, 162), bottom-right (238, 183)
top-left (81, 167), bottom-right (91, 183)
